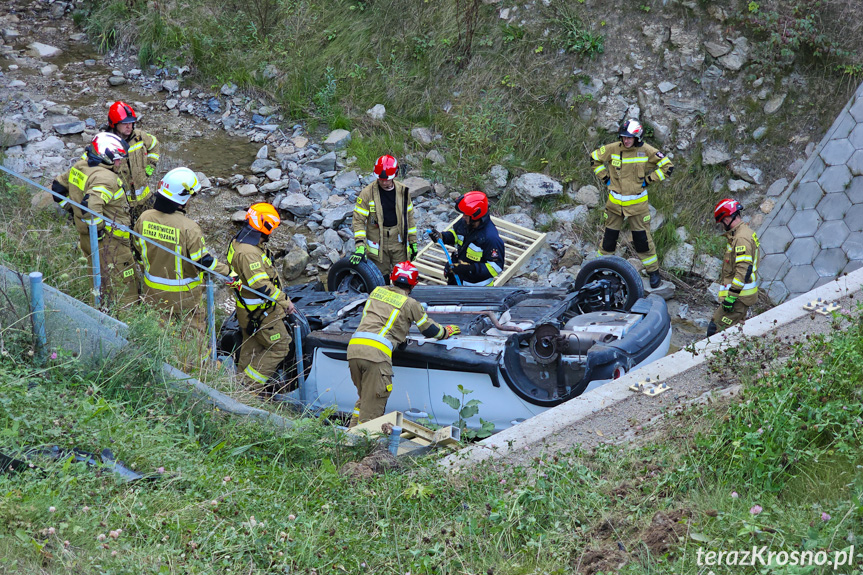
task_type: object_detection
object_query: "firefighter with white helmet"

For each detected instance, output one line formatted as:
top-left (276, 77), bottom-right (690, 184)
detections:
top-left (590, 119), bottom-right (674, 289)
top-left (350, 155), bottom-right (418, 279)
top-left (133, 167), bottom-right (238, 337)
top-left (347, 261), bottom-right (460, 426)
top-left (53, 132), bottom-right (139, 309)
top-left (708, 198), bottom-right (760, 336)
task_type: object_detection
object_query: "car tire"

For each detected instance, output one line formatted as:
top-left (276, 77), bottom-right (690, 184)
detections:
top-left (327, 256), bottom-right (386, 293)
top-left (574, 255), bottom-right (644, 311)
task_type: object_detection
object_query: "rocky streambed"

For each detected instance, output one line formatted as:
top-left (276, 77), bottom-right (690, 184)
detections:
top-left (0, 0), bottom-right (726, 349)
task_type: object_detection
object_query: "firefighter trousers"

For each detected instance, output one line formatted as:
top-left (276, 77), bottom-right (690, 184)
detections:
top-left (236, 307), bottom-right (292, 395)
top-left (708, 299), bottom-right (749, 335)
top-left (79, 234), bottom-right (139, 309)
top-left (599, 202), bottom-right (659, 272)
top-left (369, 225), bottom-right (408, 280)
top-left (347, 357), bottom-right (393, 427)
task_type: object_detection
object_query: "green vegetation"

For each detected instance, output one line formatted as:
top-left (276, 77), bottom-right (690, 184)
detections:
top-left (2, 287), bottom-right (863, 572)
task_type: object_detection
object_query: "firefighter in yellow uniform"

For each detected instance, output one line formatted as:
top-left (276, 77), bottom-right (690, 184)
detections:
top-left (227, 203), bottom-right (296, 395)
top-left (54, 132), bottom-right (138, 309)
top-left (350, 155), bottom-right (418, 278)
top-left (347, 261), bottom-right (460, 426)
top-left (590, 119), bottom-right (674, 289)
top-left (107, 101), bottom-right (159, 223)
top-left (708, 198), bottom-right (759, 336)
top-left (133, 167), bottom-right (238, 336)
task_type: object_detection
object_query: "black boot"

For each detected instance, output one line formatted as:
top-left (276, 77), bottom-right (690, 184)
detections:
top-left (648, 271), bottom-right (661, 289)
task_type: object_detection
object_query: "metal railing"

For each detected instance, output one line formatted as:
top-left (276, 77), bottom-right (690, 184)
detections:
top-left (0, 164), bottom-right (277, 361)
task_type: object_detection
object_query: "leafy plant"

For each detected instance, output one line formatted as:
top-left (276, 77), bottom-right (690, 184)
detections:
top-left (443, 385), bottom-right (495, 440)
top-left (548, 3), bottom-right (604, 58)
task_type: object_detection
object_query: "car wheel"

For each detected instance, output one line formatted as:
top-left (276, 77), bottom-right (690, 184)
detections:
top-left (574, 255), bottom-right (644, 311)
top-left (327, 256), bottom-right (386, 293)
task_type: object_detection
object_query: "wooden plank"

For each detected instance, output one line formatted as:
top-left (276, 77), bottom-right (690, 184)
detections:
top-left (411, 216), bottom-right (545, 286)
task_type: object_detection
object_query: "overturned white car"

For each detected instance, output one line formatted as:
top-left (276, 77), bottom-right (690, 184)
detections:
top-left (219, 256), bottom-right (671, 431)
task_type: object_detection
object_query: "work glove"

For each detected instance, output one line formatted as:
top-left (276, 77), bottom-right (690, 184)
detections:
top-left (349, 244), bottom-right (366, 265)
top-left (722, 294), bottom-right (737, 313)
top-left (408, 242), bottom-right (418, 261)
top-left (429, 229), bottom-right (442, 244)
top-left (271, 248), bottom-right (289, 260)
top-left (225, 273), bottom-right (242, 289)
top-left (602, 175), bottom-right (611, 187)
top-left (145, 165), bottom-right (155, 177)
top-left (443, 262), bottom-right (452, 278)
top-left (280, 298), bottom-right (296, 315)
top-left (96, 228), bottom-right (106, 241)
top-left (443, 324), bottom-right (461, 339)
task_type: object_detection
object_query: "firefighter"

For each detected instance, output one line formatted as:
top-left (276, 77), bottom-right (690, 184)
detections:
top-left (708, 198), bottom-right (760, 336)
top-left (347, 261), bottom-right (460, 426)
top-left (430, 191), bottom-right (505, 286)
top-left (133, 167), bottom-right (239, 336)
top-left (590, 119), bottom-right (674, 289)
top-left (56, 132), bottom-right (138, 309)
top-left (350, 155), bottom-right (418, 278)
top-left (106, 101), bottom-right (160, 223)
top-left (227, 203), bottom-right (296, 395)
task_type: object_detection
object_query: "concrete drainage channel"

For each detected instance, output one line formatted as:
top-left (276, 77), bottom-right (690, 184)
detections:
top-left (439, 266), bottom-right (863, 471)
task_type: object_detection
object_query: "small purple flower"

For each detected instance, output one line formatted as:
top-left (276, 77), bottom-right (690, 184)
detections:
top-left (731, 491), bottom-right (739, 499)
top-left (757, 428), bottom-right (763, 434)
top-left (750, 505), bottom-right (763, 515)
top-left (50, 352), bottom-right (57, 360)
top-left (821, 512), bottom-right (831, 522)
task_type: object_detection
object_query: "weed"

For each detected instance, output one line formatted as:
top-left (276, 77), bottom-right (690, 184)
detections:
top-left (546, 2), bottom-right (604, 58)
top-left (443, 384), bottom-right (495, 440)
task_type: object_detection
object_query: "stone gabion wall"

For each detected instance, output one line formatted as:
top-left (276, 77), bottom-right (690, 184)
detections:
top-left (758, 81), bottom-right (863, 304)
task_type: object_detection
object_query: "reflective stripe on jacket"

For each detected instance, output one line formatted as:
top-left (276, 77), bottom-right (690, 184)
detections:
top-left (589, 141), bottom-right (672, 210)
top-left (118, 129), bottom-right (159, 206)
top-left (352, 181), bottom-right (416, 255)
top-left (718, 223), bottom-right (760, 305)
top-left (347, 286), bottom-right (444, 363)
top-left (133, 209), bottom-right (229, 293)
top-left (227, 239), bottom-right (289, 313)
top-left (64, 159), bottom-right (131, 243)
top-left (443, 216), bottom-right (506, 286)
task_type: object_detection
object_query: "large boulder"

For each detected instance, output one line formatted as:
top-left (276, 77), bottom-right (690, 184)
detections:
top-left (692, 254), bottom-right (722, 281)
top-left (323, 129), bottom-right (351, 151)
top-left (305, 151), bottom-right (336, 172)
top-left (402, 176), bottom-right (432, 199)
top-left (1, 121), bottom-right (28, 147)
top-left (508, 173), bottom-right (563, 202)
top-left (663, 242), bottom-right (695, 272)
top-left (280, 243), bottom-right (310, 281)
top-left (333, 170), bottom-right (361, 189)
top-left (323, 229), bottom-right (344, 252)
top-left (321, 204), bottom-right (353, 228)
top-left (279, 194), bottom-right (314, 217)
top-left (569, 184), bottom-right (600, 208)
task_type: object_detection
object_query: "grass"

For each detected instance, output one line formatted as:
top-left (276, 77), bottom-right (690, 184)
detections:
top-left (1, 215), bottom-right (862, 573)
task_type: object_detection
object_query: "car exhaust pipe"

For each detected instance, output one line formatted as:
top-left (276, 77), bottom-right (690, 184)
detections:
top-left (529, 323), bottom-right (616, 364)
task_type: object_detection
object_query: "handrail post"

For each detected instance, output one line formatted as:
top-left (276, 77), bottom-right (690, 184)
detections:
top-left (205, 273), bottom-right (217, 362)
top-left (294, 324), bottom-right (308, 404)
top-left (88, 223), bottom-right (101, 308)
top-left (28, 272), bottom-right (47, 363)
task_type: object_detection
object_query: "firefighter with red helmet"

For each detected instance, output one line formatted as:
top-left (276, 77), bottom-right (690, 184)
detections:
top-left (347, 261), bottom-right (460, 426)
top-left (350, 155), bottom-right (418, 278)
top-left (227, 203), bottom-right (296, 395)
top-left (57, 132), bottom-right (139, 308)
top-left (590, 119), bottom-right (674, 289)
top-left (107, 101), bottom-right (160, 222)
top-left (708, 198), bottom-right (760, 336)
top-left (430, 191), bottom-right (506, 286)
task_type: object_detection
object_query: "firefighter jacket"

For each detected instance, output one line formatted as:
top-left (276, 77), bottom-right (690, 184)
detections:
top-left (63, 158), bottom-right (131, 244)
top-left (347, 285), bottom-right (445, 364)
top-left (227, 230), bottom-right (292, 318)
top-left (442, 216), bottom-right (506, 286)
top-left (119, 129), bottom-right (159, 207)
top-left (718, 222), bottom-right (760, 306)
top-left (590, 141), bottom-right (673, 213)
top-left (133, 207), bottom-right (230, 296)
top-left (352, 181), bottom-right (417, 258)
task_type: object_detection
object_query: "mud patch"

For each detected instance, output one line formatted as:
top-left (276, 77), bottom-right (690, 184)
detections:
top-left (640, 509), bottom-right (690, 556)
top-left (339, 446), bottom-right (398, 480)
top-left (576, 548), bottom-right (629, 575)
